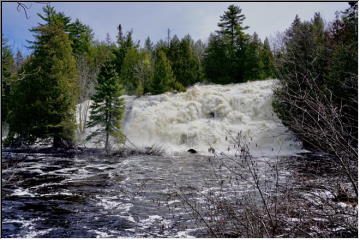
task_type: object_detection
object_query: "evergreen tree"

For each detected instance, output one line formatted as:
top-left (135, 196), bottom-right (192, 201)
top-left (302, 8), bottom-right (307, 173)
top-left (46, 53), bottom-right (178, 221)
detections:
top-left (275, 9), bottom-right (357, 144)
top-left (166, 35), bottom-right (181, 81)
top-left (151, 50), bottom-right (179, 94)
top-left (113, 24), bottom-right (139, 76)
top-left (67, 19), bottom-right (94, 56)
top-left (326, 3), bottom-right (358, 143)
top-left (34, 5), bottom-right (93, 57)
top-left (7, 18), bottom-right (78, 147)
top-left (216, 4), bottom-right (249, 49)
top-left (14, 50), bottom-right (25, 69)
top-left (178, 35), bottom-right (203, 86)
top-left (204, 34), bottom-right (231, 84)
top-left (165, 35), bottom-right (203, 87)
top-left (155, 39), bottom-right (168, 51)
top-left (120, 48), bottom-right (150, 95)
top-left (36, 5), bottom-right (71, 28)
top-left (260, 38), bottom-right (276, 78)
top-left (144, 36), bottom-right (153, 53)
top-left (204, 5), bottom-right (250, 83)
top-left (1, 36), bottom-right (15, 124)
top-left (86, 61), bottom-right (125, 155)
top-left (242, 32), bottom-right (264, 80)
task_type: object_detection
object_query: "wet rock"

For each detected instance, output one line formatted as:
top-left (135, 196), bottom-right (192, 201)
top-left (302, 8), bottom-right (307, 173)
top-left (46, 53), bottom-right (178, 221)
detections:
top-left (187, 149), bottom-right (197, 154)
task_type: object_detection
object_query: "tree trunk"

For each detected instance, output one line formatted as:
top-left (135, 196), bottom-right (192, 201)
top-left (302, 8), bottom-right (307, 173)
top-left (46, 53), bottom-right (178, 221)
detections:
top-left (105, 100), bottom-right (110, 155)
top-left (105, 132), bottom-right (110, 156)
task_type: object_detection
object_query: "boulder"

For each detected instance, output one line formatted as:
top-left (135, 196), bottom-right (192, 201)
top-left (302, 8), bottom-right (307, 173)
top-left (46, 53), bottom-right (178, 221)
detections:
top-left (187, 149), bottom-right (197, 154)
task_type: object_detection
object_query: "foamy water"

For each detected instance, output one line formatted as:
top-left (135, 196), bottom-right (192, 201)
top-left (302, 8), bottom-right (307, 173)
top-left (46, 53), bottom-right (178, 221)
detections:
top-left (121, 79), bottom-right (303, 156)
top-left (79, 79), bottom-right (304, 156)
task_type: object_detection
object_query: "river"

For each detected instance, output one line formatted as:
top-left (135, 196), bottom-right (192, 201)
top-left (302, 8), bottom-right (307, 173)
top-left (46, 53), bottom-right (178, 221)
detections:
top-left (3, 149), bottom-right (300, 237)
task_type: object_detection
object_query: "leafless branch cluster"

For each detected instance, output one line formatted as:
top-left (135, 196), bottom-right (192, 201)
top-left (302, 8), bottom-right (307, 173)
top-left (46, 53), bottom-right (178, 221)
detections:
top-left (76, 55), bottom-right (97, 136)
top-left (16, 2), bottom-right (31, 19)
top-left (171, 133), bottom-right (357, 237)
top-left (171, 133), bottom-right (285, 237)
top-left (112, 144), bottom-right (164, 157)
top-left (16, 2), bottom-right (50, 19)
top-left (274, 50), bottom-right (358, 196)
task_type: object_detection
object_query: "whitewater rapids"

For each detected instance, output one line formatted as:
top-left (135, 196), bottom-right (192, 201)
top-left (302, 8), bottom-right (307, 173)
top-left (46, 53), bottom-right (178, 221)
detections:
top-left (118, 79), bottom-right (303, 156)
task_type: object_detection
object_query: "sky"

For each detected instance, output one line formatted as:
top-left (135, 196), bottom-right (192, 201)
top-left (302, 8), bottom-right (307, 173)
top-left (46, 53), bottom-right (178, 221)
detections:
top-left (2, 1), bottom-right (349, 55)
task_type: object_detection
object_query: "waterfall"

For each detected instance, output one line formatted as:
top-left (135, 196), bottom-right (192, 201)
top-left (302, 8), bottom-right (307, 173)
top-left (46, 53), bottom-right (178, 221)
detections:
top-left (122, 79), bottom-right (304, 156)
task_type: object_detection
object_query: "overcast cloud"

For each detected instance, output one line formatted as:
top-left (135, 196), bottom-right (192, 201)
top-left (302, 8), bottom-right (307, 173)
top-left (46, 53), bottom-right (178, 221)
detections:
top-left (2, 2), bottom-right (348, 55)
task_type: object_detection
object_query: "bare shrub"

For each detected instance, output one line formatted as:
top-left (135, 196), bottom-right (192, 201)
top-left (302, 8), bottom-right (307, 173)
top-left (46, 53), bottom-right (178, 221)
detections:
top-left (172, 133), bottom-right (285, 237)
top-left (172, 132), bottom-right (358, 237)
top-left (112, 144), bottom-right (164, 157)
top-left (273, 66), bottom-right (358, 196)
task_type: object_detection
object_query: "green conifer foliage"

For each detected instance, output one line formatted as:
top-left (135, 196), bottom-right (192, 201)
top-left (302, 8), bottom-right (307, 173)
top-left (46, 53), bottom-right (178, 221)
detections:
top-left (86, 61), bottom-right (125, 155)
top-left (120, 48), bottom-right (153, 96)
top-left (204, 5), bottom-right (250, 84)
top-left (172, 35), bottom-right (203, 87)
top-left (144, 36), bottom-right (154, 53)
top-left (242, 32), bottom-right (264, 81)
top-left (204, 4), bottom-right (276, 83)
top-left (151, 50), bottom-right (180, 94)
top-left (8, 22), bottom-right (78, 147)
top-left (67, 19), bottom-right (94, 56)
top-left (35, 6), bottom-right (93, 58)
top-left (1, 36), bottom-right (15, 123)
top-left (204, 34), bottom-right (230, 84)
top-left (216, 4), bottom-right (249, 48)
top-left (260, 38), bottom-right (276, 78)
top-left (113, 24), bottom-right (139, 76)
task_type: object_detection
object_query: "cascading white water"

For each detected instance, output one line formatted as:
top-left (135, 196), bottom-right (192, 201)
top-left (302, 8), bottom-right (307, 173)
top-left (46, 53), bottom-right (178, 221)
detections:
top-left (122, 79), bottom-right (303, 156)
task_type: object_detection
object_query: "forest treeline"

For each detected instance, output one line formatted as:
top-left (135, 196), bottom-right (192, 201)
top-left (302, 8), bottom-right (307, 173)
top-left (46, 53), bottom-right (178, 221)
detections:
top-left (2, 4), bottom-right (275, 149)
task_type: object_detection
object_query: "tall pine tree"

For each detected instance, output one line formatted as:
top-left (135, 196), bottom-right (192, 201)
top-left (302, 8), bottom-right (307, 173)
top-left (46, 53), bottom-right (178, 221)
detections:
top-left (86, 61), bottom-right (125, 155)
top-left (204, 5), bottom-right (250, 83)
top-left (7, 11), bottom-right (78, 147)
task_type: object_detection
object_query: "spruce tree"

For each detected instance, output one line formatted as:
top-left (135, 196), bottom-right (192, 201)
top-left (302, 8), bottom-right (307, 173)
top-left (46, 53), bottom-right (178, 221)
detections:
top-left (36, 5), bottom-right (93, 58)
top-left (86, 61), bottom-right (125, 155)
top-left (7, 18), bottom-right (78, 147)
top-left (204, 5), bottom-right (250, 83)
top-left (260, 38), bottom-right (275, 78)
top-left (151, 50), bottom-right (179, 94)
top-left (144, 36), bottom-right (153, 53)
top-left (216, 4), bottom-right (248, 48)
top-left (178, 35), bottom-right (203, 86)
top-left (67, 19), bottom-right (93, 56)
top-left (242, 32), bottom-right (264, 80)
top-left (204, 34), bottom-right (231, 84)
top-left (1, 36), bottom-right (15, 124)
top-left (113, 24), bottom-right (139, 76)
